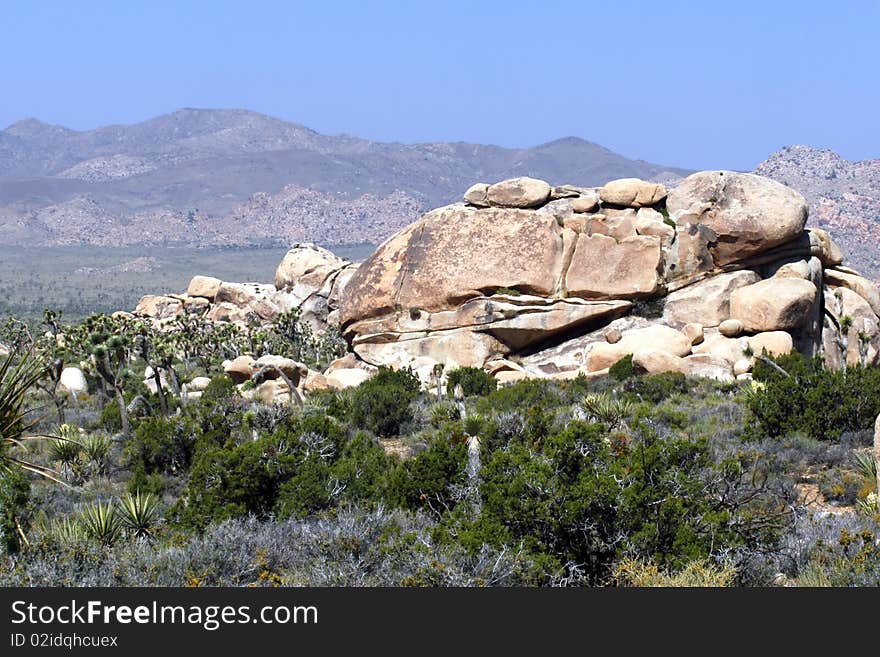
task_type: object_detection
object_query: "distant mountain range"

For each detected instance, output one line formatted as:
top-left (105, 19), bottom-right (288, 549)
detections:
top-left (1, 110), bottom-right (878, 280)
top-left (0, 109), bottom-right (689, 248)
top-left (754, 145), bottom-right (880, 279)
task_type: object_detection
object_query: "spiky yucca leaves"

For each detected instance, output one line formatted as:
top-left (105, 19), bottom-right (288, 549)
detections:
top-left (50, 516), bottom-right (86, 545)
top-left (80, 500), bottom-right (122, 546)
top-left (579, 393), bottom-right (632, 430)
top-left (854, 452), bottom-right (878, 483)
top-left (81, 434), bottom-right (111, 473)
top-left (0, 352), bottom-right (62, 482)
top-left (117, 491), bottom-right (161, 541)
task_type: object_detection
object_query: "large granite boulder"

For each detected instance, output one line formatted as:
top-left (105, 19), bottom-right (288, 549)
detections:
top-left (666, 171), bottom-right (809, 266)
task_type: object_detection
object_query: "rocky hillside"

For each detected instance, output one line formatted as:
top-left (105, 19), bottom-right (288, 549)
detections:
top-left (755, 145), bottom-right (880, 280)
top-left (0, 109), bottom-right (689, 248)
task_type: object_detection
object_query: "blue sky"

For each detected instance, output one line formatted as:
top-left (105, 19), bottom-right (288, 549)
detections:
top-left (1, 0), bottom-right (877, 170)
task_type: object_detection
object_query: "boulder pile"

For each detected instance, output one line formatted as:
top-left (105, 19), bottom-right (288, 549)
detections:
top-left (335, 171), bottom-right (879, 383)
top-left (129, 171), bottom-right (880, 393)
top-left (131, 243), bottom-right (357, 332)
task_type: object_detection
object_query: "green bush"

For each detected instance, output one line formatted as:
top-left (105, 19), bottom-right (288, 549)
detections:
top-left (624, 371), bottom-right (691, 403)
top-left (0, 469), bottom-right (29, 553)
top-left (349, 367), bottom-right (421, 437)
top-left (125, 416), bottom-right (197, 476)
top-left (746, 354), bottom-right (880, 441)
top-left (446, 366), bottom-right (497, 397)
top-left (387, 439), bottom-right (467, 512)
top-left (609, 354), bottom-right (636, 381)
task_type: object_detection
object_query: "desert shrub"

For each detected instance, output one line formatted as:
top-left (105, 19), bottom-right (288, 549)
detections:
top-left (451, 420), bottom-right (781, 585)
top-left (0, 469), bottom-right (30, 553)
top-left (612, 557), bottom-right (735, 587)
top-left (275, 432), bottom-right (390, 519)
top-left (179, 436), bottom-right (300, 529)
top-left (125, 416), bottom-right (198, 477)
top-left (476, 379), bottom-right (561, 414)
top-left (624, 371), bottom-right (691, 403)
top-left (0, 508), bottom-right (534, 586)
top-left (387, 439), bottom-right (468, 513)
top-left (446, 367), bottom-right (497, 397)
top-left (609, 354), bottom-right (635, 381)
top-left (349, 367), bottom-right (421, 437)
top-left (746, 355), bottom-right (880, 441)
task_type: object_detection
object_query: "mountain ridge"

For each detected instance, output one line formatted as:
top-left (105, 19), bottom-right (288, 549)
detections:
top-left (0, 108), bottom-right (691, 249)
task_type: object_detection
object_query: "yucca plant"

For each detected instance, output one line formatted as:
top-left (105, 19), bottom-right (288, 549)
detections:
top-left (117, 491), bottom-right (161, 541)
top-left (579, 393), bottom-right (632, 430)
top-left (854, 451), bottom-right (878, 484)
top-left (81, 434), bottom-right (111, 473)
top-left (429, 401), bottom-right (459, 428)
top-left (49, 436), bottom-right (82, 465)
top-left (0, 352), bottom-right (62, 482)
top-left (80, 500), bottom-right (122, 546)
top-left (50, 516), bottom-right (86, 545)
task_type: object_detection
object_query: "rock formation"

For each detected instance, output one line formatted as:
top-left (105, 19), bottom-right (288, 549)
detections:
top-left (128, 171), bottom-right (880, 392)
top-left (335, 171), bottom-right (880, 384)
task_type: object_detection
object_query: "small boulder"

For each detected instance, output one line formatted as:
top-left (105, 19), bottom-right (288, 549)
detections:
top-left (599, 178), bottom-right (667, 208)
top-left (682, 322), bottom-right (705, 345)
top-left (719, 319), bottom-right (744, 337)
top-left (730, 278), bottom-right (817, 332)
top-left (224, 355), bottom-right (257, 384)
top-left (464, 183), bottom-right (490, 207)
top-left (486, 177), bottom-right (552, 209)
top-left (570, 194), bottom-right (600, 213)
top-left (187, 275), bottom-right (222, 300)
top-left (325, 368), bottom-right (373, 389)
top-left (58, 367), bottom-right (88, 400)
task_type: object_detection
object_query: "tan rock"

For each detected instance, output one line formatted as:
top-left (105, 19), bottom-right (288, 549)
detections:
top-left (464, 183), bottom-right (490, 207)
top-left (187, 275), bottom-right (222, 300)
top-left (224, 355), bottom-right (257, 384)
top-left (58, 367), bottom-right (89, 399)
top-left (719, 319), bottom-right (744, 337)
top-left (254, 355), bottom-right (309, 385)
top-left (187, 376), bottom-right (212, 392)
top-left (585, 325), bottom-right (691, 372)
top-left (205, 302), bottom-right (245, 324)
top-left (772, 260), bottom-right (811, 280)
top-left (683, 322), bottom-right (704, 345)
top-left (682, 354), bottom-right (734, 381)
top-left (745, 331), bottom-right (793, 358)
top-left (666, 171), bottom-right (808, 266)
top-left (634, 208), bottom-right (675, 239)
top-left (691, 333), bottom-right (748, 365)
top-left (304, 370), bottom-right (343, 392)
top-left (254, 379), bottom-right (302, 405)
top-left (325, 368), bottom-right (373, 389)
top-left (353, 329), bottom-right (507, 370)
top-left (729, 278), bottom-right (817, 332)
top-left (571, 194), bottom-right (600, 213)
top-left (632, 349), bottom-right (687, 375)
top-left (825, 269), bottom-right (880, 316)
top-left (605, 328), bottom-right (622, 344)
top-left (591, 210), bottom-right (637, 240)
top-left (662, 270), bottom-right (760, 328)
top-left (599, 178), bottom-right (667, 207)
top-left (183, 297), bottom-right (210, 315)
top-left (486, 177), bottom-right (551, 208)
top-left (566, 234), bottom-right (662, 300)
top-left (808, 228), bottom-right (845, 267)
top-left (339, 205), bottom-right (565, 326)
top-left (134, 295), bottom-right (182, 319)
top-left (733, 359), bottom-right (753, 376)
top-left (274, 243), bottom-right (346, 292)
top-left (215, 282), bottom-right (261, 307)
